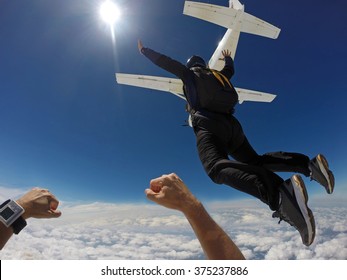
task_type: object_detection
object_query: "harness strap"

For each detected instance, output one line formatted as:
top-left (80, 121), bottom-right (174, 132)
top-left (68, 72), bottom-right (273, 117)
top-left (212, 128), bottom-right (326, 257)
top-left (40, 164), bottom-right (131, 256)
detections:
top-left (210, 69), bottom-right (232, 88)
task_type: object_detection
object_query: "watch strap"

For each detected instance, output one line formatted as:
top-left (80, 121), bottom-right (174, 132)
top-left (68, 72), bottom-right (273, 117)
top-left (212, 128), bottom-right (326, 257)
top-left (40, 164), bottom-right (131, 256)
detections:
top-left (11, 216), bottom-right (27, 234)
top-left (0, 199), bottom-right (10, 208)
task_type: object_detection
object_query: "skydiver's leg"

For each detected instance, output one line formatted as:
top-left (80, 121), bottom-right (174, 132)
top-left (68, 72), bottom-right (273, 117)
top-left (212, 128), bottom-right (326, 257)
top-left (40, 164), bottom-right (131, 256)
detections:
top-left (226, 116), bottom-right (311, 176)
top-left (261, 152), bottom-right (334, 193)
top-left (224, 115), bottom-right (263, 165)
top-left (193, 126), bottom-right (283, 210)
top-left (228, 136), bottom-right (261, 164)
top-left (259, 152), bottom-right (311, 176)
top-left (227, 136), bottom-right (311, 175)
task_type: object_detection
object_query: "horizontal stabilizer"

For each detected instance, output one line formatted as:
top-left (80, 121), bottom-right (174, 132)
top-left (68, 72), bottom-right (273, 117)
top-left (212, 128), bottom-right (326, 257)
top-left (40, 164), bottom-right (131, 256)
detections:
top-left (184, 1), bottom-right (241, 31)
top-left (242, 12), bottom-right (281, 39)
top-left (235, 87), bottom-right (276, 104)
top-left (115, 73), bottom-right (186, 100)
top-left (183, 1), bottom-right (280, 39)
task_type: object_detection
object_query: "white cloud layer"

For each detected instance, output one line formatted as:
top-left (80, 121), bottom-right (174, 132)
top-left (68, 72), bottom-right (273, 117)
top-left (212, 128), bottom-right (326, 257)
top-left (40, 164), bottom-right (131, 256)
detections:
top-left (0, 186), bottom-right (27, 202)
top-left (0, 197), bottom-right (346, 260)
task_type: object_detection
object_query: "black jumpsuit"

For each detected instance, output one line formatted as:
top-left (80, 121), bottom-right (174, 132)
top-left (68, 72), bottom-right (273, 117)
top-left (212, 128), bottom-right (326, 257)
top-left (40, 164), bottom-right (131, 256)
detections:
top-left (141, 47), bottom-right (311, 211)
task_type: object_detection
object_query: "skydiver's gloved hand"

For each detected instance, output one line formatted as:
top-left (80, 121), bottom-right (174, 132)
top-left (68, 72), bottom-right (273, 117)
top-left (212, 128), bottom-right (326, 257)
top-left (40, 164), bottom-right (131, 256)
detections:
top-left (145, 173), bottom-right (199, 214)
top-left (16, 188), bottom-right (62, 220)
top-left (222, 49), bottom-right (232, 58)
top-left (138, 39), bottom-right (145, 54)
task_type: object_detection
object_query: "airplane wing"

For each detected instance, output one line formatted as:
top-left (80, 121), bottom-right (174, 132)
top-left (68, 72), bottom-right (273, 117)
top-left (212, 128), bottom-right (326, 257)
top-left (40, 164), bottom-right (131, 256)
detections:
top-left (115, 73), bottom-right (276, 104)
top-left (115, 73), bottom-right (186, 100)
top-left (235, 87), bottom-right (276, 104)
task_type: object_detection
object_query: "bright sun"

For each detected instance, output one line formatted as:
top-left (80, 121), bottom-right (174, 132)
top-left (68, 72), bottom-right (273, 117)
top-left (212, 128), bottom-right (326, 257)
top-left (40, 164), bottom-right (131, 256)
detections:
top-left (100, 1), bottom-right (121, 25)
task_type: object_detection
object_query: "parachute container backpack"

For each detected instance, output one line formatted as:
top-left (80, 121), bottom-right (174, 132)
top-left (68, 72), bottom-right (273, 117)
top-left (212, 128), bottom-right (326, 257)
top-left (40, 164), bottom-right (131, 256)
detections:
top-left (191, 67), bottom-right (238, 114)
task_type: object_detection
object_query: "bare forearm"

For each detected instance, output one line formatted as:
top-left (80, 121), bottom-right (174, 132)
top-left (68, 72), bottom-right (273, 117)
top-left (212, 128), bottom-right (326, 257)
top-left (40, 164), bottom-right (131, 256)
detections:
top-left (146, 174), bottom-right (244, 259)
top-left (0, 222), bottom-right (13, 250)
top-left (183, 201), bottom-right (245, 260)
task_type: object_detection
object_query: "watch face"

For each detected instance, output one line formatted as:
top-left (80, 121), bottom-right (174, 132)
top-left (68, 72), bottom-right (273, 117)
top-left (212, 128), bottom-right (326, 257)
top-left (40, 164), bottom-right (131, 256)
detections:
top-left (0, 207), bottom-right (15, 220)
top-left (0, 200), bottom-right (25, 227)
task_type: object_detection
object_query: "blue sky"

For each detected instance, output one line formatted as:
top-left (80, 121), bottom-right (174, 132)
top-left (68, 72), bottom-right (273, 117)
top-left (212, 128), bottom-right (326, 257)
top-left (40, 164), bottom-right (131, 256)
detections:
top-left (0, 0), bottom-right (346, 205)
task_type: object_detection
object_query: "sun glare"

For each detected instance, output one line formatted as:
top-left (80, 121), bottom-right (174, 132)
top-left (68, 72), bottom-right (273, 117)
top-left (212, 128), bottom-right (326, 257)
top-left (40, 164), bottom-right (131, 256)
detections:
top-left (100, 1), bottom-right (121, 25)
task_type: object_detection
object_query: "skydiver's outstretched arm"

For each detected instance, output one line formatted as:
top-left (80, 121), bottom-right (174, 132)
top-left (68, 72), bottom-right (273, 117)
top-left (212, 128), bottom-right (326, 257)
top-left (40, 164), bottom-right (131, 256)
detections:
top-left (145, 173), bottom-right (245, 260)
top-left (0, 188), bottom-right (61, 250)
top-left (138, 40), bottom-right (191, 82)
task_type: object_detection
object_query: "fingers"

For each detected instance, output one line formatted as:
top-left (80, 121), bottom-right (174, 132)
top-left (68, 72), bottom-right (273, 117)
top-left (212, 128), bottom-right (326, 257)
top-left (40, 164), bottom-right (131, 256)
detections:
top-left (50, 199), bottom-right (59, 211)
top-left (44, 195), bottom-right (61, 218)
top-left (47, 192), bottom-right (59, 208)
top-left (145, 188), bottom-right (165, 206)
top-left (45, 192), bottom-right (61, 218)
top-left (222, 49), bottom-right (231, 57)
top-left (149, 178), bottom-right (163, 193)
top-left (20, 187), bottom-right (62, 219)
top-left (146, 173), bottom-right (189, 211)
top-left (168, 173), bottom-right (182, 182)
top-left (149, 173), bottom-right (182, 191)
top-left (161, 173), bottom-right (182, 182)
top-left (35, 189), bottom-right (60, 210)
top-left (48, 208), bottom-right (62, 218)
top-left (145, 188), bottom-right (158, 200)
top-left (138, 39), bottom-right (144, 53)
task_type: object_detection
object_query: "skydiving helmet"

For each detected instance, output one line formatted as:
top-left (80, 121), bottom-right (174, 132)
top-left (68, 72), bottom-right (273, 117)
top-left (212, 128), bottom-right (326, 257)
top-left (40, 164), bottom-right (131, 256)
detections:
top-left (186, 55), bottom-right (206, 68)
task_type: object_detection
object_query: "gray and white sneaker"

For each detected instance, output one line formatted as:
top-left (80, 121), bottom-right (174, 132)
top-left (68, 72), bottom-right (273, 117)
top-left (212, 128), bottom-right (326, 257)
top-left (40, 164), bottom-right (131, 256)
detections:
top-left (272, 175), bottom-right (315, 246)
top-left (309, 154), bottom-right (335, 194)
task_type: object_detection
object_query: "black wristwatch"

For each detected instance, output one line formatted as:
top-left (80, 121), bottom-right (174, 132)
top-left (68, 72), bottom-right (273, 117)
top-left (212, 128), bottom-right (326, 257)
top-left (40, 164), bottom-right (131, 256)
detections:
top-left (0, 199), bottom-right (27, 234)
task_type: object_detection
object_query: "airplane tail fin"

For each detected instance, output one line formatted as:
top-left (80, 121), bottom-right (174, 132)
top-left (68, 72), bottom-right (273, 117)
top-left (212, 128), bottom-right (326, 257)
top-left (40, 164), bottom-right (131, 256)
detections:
top-left (241, 12), bottom-right (280, 39)
top-left (229, 0), bottom-right (243, 10)
top-left (183, 1), bottom-right (280, 39)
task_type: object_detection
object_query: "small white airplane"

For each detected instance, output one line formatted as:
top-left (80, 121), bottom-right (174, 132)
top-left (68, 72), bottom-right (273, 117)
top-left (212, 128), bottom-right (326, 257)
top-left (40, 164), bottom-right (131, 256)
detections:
top-left (115, 0), bottom-right (281, 104)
